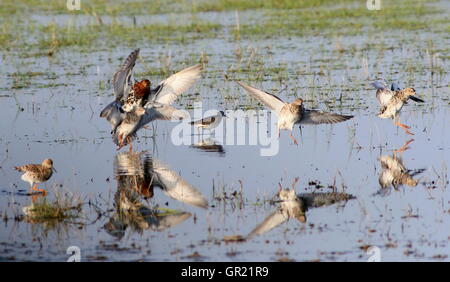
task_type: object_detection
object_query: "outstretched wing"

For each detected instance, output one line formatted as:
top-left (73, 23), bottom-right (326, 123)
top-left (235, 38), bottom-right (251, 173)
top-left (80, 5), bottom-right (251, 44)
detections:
top-left (372, 79), bottom-right (395, 106)
top-left (371, 79), bottom-right (389, 91)
top-left (300, 110), bottom-right (353, 125)
top-left (142, 103), bottom-right (188, 123)
top-left (246, 211), bottom-right (288, 240)
top-left (236, 81), bottom-right (285, 112)
top-left (152, 160), bottom-right (208, 209)
top-left (151, 64), bottom-right (202, 105)
top-left (298, 192), bottom-right (355, 208)
top-left (113, 49), bottom-right (140, 101)
top-left (151, 212), bottom-right (192, 231)
top-left (391, 82), bottom-right (401, 91)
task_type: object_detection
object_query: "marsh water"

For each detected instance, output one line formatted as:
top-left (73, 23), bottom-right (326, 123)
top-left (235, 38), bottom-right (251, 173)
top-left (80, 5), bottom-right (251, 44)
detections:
top-left (0, 0), bottom-right (449, 261)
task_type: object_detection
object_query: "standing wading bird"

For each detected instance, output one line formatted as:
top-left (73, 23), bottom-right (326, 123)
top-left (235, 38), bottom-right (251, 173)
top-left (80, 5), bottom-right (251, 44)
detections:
top-left (100, 48), bottom-right (202, 151)
top-left (236, 81), bottom-right (353, 145)
top-left (372, 79), bottom-right (424, 135)
top-left (14, 159), bottom-right (56, 195)
top-left (189, 110), bottom-right (227, 134)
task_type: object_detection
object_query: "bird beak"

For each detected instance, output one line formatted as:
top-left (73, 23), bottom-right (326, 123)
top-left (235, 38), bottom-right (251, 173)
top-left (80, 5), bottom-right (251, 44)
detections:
top-left (53, 167), bottom-right (57, 173)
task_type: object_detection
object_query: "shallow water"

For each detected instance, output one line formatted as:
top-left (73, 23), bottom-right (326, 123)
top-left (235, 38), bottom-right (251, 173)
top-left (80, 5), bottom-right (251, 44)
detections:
top-left (0, 1), bottom-right (449, 262)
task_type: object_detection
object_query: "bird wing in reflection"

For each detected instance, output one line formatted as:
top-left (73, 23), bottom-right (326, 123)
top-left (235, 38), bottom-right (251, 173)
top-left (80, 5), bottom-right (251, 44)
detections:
top-left (152, 160), bottom-right (208, 209)
top-left (298, 192), bottom-right (355, 209)
top-left (246, 211), bottom-right (288, 240)
top-left (300, 110), bottom-right (353, 125)
top-left (236, 81), bottom-right (286, 112)
top-left (149, 212), bottom-right (192, 231)
top-left (151, 64), bottom-right (202, 105)
top-left (113, 49), bottom-right (140, 102)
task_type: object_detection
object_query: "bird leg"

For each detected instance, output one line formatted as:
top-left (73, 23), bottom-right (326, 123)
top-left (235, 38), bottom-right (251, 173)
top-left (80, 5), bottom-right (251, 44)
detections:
top-left (395, 121), bottom-right (414, 135)
top-left (394, 139), bottom-right (414, 157)
top-left (32, 184), bottom-right (47, 195)
top-left (128, 136), bottom-right (133, 153)
top-left (28, 184), bottom-right (34, 195)
top-left (292, 177), bottom-right (300, 191)
top-left (289, 132), bottom-right (298, 146)
top-left (116, 133), bottom-right (125, 151)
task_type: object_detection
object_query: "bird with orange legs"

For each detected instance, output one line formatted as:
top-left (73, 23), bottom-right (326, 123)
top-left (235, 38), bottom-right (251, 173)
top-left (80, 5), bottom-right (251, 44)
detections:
top-left (372, 79), bottom-right (424, 135)
top-left (100, 49), bottom-right (202, 151)
top-left (236, 81), bottom-right (353, 145)
top-left (14, 159), bottom-right (56, 196)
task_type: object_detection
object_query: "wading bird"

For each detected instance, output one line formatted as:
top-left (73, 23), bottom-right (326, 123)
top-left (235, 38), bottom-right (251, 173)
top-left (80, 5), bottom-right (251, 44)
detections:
top-left (236, 81), bottom-right (353, 145)
top-left (14, 159), bottom-right (56, 195)
top-left (372, 79), bottom-right (424, 135)
top-left (100, 49), bottom-right (202, 151)
top-left (190, 110), bottom-right (227, 134)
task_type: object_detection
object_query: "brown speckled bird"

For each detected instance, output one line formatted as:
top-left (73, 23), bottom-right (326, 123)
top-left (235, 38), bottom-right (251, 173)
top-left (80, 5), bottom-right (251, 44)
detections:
top-left (372, 79), bottom-right (424, 135)
top-left (14, 159), bottom-right (56, 195)
top-left (100, 49), bottom-right (202, 151)
top-left (237, 81), bottom-right (353, 145)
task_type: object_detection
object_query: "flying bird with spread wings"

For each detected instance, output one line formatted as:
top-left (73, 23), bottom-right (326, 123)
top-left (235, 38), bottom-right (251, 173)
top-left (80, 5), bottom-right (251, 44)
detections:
top-left (236, 81), bottom-right (353, 145)
top-left (372, 79), bottom-right (424, 135)
top-left (100, 49), bottom-right (202, 151)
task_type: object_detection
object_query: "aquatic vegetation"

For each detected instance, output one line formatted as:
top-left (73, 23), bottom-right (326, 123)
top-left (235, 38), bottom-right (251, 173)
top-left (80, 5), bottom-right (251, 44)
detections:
top-left (22, 193), bottom-right (82, 223)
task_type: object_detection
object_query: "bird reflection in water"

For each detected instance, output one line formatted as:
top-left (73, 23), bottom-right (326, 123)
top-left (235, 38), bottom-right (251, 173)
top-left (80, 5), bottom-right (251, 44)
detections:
top-left (247, 178), bottom-right (354, 239)
top-left (104, 151), bottom-right (208, 239)
top-left (378, 139), bottom-right (425, 193)
top-left (190, 138), bottom-right (225, 154)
